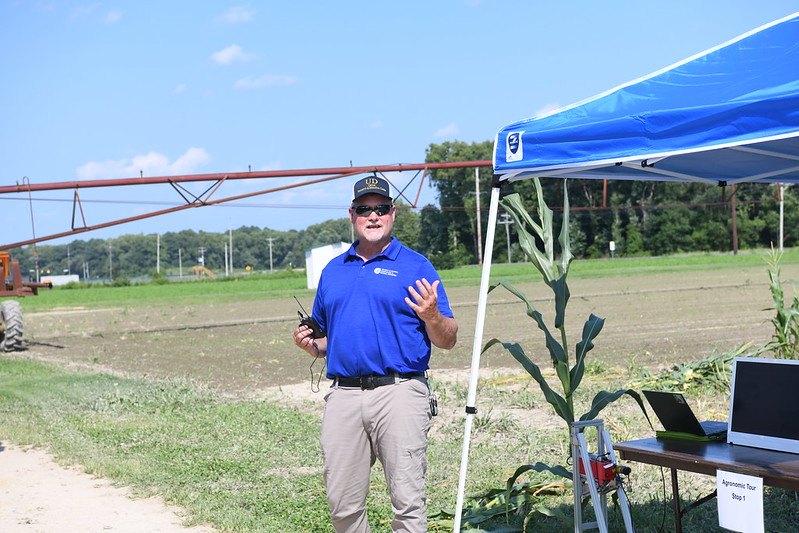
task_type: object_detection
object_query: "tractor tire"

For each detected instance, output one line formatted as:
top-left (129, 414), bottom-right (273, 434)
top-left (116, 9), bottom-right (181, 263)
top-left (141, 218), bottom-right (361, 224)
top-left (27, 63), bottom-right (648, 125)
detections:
top-left (0, 300), bottom-right (24, 352)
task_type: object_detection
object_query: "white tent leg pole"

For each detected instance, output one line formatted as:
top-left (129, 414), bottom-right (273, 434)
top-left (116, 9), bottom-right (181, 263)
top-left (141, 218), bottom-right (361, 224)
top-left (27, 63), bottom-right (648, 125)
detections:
top-left (453, 185), bottom-right (502, 530)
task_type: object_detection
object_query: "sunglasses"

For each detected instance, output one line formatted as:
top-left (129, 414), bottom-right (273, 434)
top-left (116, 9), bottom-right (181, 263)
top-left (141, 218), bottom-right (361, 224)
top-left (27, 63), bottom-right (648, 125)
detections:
top-left (353, 204), bottom-right (393, 217)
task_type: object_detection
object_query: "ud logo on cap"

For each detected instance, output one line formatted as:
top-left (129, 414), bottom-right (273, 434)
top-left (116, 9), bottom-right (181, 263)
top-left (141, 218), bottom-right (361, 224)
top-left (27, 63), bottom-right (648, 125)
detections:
top-left (506, 132), bottom-right (523, 162)
top-left (353, 175), bottom-right (392, 200)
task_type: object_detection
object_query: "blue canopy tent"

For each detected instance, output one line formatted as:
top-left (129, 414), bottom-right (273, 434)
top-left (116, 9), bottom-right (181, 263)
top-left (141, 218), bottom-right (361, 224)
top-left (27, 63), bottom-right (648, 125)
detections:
top-left (454, 11), bottom-right (799, 530)
top-left (494, 14), bottom-right (799, 185)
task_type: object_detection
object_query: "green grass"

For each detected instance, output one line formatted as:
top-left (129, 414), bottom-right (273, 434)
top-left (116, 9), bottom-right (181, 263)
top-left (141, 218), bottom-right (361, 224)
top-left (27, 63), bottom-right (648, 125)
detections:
top-left (4, 356), bottom-right (799, 532)
top-left (442, 248), bottom-right (799, 287)
top-left (19, 270), bottom-right (313, 310)
top-left (0, 358), bottom-right (586, 532)
top-left (0, 358), bottom-right (332, 531)
top-left (3, 249), bottom-right (799, 532)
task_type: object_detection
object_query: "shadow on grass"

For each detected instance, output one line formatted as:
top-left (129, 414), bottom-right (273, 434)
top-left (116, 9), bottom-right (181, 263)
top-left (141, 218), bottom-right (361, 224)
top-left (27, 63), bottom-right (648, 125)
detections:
top-left (447, 487), bottom-right (799, 532)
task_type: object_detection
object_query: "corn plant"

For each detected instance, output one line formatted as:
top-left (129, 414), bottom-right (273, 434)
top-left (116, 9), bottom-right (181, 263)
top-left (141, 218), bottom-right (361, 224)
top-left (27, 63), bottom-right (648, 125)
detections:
top-left (479, 180), bottom-right (649, 527)
top-left (764, 248), bottom-right (799, 359)
top-left (484, 179), bottom-right (647, 434)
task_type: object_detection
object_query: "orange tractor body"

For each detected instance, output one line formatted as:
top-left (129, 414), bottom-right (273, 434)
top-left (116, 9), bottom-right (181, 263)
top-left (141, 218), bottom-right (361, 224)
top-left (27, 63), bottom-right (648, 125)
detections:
top-left (1, 251), bottom-right (52, 351)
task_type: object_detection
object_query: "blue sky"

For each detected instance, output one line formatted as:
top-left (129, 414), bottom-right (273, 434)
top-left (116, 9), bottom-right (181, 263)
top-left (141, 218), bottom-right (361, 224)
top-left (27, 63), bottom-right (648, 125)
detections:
top-left (2, 1), bottom-right (797, 247)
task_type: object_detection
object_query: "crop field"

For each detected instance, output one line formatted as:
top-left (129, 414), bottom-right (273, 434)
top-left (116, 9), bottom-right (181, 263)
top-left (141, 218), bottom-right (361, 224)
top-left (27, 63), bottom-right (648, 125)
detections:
top-left (4, 251), bottom-right (799, 532)
top-left (20, 254), bottom-right (797, 394)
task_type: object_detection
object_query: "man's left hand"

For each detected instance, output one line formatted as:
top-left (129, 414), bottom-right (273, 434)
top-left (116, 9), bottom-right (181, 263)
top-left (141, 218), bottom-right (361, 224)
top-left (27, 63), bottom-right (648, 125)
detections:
top-left (405, 278), bottom-right (441, 322)
top-left (406, 277), bottom-right (458, 350)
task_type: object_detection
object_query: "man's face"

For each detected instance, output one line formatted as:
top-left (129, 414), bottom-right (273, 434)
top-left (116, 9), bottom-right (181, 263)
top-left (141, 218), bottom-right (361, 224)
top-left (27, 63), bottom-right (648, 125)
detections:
top-left (349, 193), bottom-right (395, 245)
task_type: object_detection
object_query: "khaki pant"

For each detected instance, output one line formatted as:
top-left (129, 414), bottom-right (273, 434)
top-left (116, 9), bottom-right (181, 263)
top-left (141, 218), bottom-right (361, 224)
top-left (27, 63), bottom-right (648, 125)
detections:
top-left (321, 377), bottom-right (432, 533)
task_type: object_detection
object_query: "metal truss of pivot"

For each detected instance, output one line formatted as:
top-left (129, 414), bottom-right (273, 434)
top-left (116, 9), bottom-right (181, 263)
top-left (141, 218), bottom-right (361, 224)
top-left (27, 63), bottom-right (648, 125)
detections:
top-left (571, 419), bottom-right (635, 533)
top-left (0, 160), bottom-right (493, 251)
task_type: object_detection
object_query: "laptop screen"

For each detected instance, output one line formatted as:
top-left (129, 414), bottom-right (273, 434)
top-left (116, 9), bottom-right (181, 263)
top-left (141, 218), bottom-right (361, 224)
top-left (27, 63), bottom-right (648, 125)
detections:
top-left (727, 357), bottom-right (799, 453)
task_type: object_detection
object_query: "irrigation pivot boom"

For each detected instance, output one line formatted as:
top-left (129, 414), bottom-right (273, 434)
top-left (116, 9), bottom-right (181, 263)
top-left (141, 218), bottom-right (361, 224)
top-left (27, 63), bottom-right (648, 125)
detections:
top-left (0, 161), bottom-right (492, 251)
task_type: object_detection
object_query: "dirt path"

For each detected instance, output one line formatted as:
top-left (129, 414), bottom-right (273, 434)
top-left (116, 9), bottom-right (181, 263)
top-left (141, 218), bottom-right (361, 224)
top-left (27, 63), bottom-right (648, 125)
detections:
top-left (0, 442), bottom-right (215, 533)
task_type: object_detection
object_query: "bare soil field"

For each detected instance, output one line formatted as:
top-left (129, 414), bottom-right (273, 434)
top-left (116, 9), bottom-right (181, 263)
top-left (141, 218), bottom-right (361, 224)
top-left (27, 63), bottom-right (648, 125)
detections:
top-left (19, 262), bottom-right (792, 397)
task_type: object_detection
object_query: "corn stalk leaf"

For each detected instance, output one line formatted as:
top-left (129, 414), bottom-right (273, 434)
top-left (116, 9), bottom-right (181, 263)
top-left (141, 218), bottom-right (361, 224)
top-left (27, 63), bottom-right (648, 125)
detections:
top-left (489, 280), bottom-right (569, 390)
top-left (557, 181), bottom-right (573, 277)
top-left (489, 279), bottom-right (539, 320)
top-left (500, 192), bottom-right (556, 284)
top-left (532, 177), bottom-right (556, 269)
top-left (569, 313), bottom-right (605, 396)
top-left (484, 338), bottom-right (573, 424)
top-left (505, 463), bottom-right (572, 527)
top-left (524, 504), bottom-right (572, 530)
top-left (551, 274), bottom-right (570, 330)
top-left (579, 389), bottom-right (652, 428)
top-left (507, 463), bottom-right (572, 486)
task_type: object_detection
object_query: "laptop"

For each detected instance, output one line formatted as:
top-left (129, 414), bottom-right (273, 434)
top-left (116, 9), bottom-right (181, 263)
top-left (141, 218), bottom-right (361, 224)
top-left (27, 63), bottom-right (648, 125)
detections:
top-left (643, 390), bottom-right (728, 436)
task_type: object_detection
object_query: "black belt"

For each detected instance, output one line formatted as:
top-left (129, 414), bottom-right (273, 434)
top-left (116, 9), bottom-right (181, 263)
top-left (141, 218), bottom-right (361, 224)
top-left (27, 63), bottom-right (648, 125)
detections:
top-left (334, 372), bottom-right (425, 390)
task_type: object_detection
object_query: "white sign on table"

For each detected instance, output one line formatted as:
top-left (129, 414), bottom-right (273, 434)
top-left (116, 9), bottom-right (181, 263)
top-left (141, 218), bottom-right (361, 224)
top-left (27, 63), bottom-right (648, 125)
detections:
top-left (716, 469), bottom-right (763, 533)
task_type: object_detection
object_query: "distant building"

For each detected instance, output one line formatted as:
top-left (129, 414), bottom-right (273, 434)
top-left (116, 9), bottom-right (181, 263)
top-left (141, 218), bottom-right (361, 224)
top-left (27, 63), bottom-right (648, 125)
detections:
top-left (42, 274), bottom-right (80, 286)
top-left (305, 242), bottom-right (350, 290)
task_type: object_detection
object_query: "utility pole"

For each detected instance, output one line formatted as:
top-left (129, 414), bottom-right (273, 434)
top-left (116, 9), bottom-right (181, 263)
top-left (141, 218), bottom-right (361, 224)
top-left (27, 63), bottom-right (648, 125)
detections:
top-left (731, 185), bottom-right (739, 255)
top-left (498, 212), bottom-right (514, 263)
top-left (178, 248), bottom-right (183, 279)
top-left (224, 243), bottom-right (229, 277)
top-left (229, 225), bottom-right (233, 274)
top-left (107, 243), bottom-right (113, 280)
top-left (780, 183), bottom-right (785, 251)
top-left (266, 237), bottom-right (275, 273)
top-left (156, 234), bottom-right (160, 273)
top-left (779, 183), bottom-right (792, 252)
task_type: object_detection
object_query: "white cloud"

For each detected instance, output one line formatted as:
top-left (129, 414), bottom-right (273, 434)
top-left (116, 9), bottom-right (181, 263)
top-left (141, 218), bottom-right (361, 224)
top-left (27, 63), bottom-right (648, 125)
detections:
top-left (77, 148), bottom-right (211, 180)
top-left (172, 83), bottom-right (187, 95)
top-left (68, 4), bottom-right (122, 23)
top-left (434, 122), bottom-right (460, 138)
top-left (35, 2), bottom-right (57, 14)
top-left (170, 148), bottom-right (211, 175)
top-left (367, 120), bottom-right (383, 129)
top-left (69, 3), bottom-right (100, 20)
top-left (103, 9), bottom-right (122, 24)
top-left (211, 44), bottom-right (255, 65)
top-left (216, 6), bottom-right (256, 24)
top-left (234, 74), bottom-right (298, 90)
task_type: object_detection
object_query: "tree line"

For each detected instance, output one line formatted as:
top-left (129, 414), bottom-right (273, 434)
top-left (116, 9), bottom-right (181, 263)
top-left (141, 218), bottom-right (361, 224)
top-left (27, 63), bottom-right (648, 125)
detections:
top-left (10, 141), bottom-right (799, 281)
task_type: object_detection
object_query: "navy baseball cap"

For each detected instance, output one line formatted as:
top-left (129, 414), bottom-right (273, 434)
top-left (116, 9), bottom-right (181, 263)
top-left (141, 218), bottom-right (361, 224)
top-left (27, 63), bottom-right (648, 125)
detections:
top-left (353, 176), bottom-right (392, 201)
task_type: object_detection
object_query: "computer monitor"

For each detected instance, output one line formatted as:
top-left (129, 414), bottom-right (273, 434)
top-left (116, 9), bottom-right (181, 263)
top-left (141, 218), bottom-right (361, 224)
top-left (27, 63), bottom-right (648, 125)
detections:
top-left (727, 357), bottom-right (799, 454)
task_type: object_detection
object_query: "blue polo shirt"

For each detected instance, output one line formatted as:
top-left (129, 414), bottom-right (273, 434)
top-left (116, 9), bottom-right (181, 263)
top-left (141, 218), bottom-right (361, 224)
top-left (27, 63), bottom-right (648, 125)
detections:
top-left (312, 237), bottom-right (454, 378)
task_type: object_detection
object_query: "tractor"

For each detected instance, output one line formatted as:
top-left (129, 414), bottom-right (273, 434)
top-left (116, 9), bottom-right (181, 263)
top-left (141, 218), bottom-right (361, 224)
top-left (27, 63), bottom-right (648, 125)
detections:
top-left (0, 251), bottom-right (51, 351)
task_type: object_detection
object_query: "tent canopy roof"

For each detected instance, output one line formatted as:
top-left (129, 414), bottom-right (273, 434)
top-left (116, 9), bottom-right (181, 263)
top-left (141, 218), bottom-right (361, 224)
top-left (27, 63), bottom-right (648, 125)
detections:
top-left (493, 12), bottom-right (799, 186)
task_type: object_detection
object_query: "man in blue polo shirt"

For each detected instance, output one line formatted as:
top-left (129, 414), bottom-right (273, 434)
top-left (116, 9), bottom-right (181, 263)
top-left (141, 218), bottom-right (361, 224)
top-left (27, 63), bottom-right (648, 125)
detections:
top-left (293, 175), bottom-right (458, 533)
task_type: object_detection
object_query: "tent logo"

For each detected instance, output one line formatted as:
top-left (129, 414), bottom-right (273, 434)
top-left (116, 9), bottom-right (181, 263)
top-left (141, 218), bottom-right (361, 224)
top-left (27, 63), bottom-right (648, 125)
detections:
top-left (506, 132), bottom-right (522, 162)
